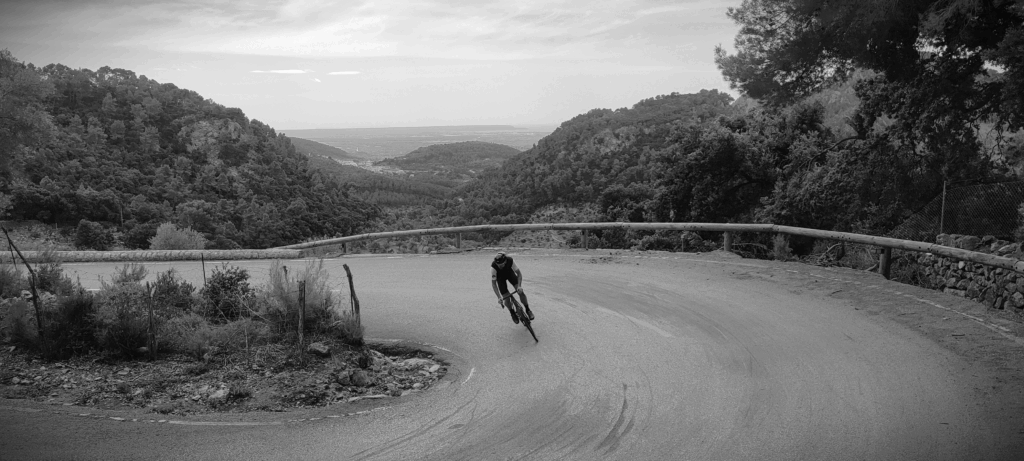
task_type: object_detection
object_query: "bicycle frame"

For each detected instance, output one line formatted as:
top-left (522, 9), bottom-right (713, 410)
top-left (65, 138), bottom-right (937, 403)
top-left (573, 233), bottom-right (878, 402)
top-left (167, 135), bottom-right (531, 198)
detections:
top-left (500, 289), bottom-right (537, 342)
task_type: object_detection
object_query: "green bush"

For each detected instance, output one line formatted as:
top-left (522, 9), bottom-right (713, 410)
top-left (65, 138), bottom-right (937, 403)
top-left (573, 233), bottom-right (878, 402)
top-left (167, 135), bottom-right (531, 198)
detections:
top-left (201, 264), bottom-right (253, 322)
top-left (40, 291), bottom-right (97, 359)
top-left (33, 251), bottom-right (77, 296)
top-left (0, 263), bottom-right (25, 298)
top-left (74, 219), bottom-right (114, 251)
top-left (148, 222), bottom-right (207, 250)
top-left (93, 278), bottom-right (150, 356)
top-left (0, 298), bottom-right (34, 346)
top-left (152, 269), bottom-right (195, 317)
top-left (123, 221), bottom-right (161, 250)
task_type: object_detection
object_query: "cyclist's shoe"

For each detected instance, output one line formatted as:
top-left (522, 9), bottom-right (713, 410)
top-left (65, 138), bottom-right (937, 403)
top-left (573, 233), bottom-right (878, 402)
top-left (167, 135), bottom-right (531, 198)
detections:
top-left (526, 307), bottom-right (535, 321)
top-left (509, 309), bottom-right (520, 324)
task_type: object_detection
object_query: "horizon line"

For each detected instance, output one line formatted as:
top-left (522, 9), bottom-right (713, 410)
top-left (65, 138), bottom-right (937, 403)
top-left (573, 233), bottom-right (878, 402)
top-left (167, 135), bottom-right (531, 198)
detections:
top-left (279, 123), bottom-right (559, 131)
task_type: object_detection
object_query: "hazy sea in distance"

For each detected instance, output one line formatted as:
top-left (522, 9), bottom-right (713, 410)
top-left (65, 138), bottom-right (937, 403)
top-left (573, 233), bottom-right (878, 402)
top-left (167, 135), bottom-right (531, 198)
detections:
top-left (282, 125), bottom-right (556, 161)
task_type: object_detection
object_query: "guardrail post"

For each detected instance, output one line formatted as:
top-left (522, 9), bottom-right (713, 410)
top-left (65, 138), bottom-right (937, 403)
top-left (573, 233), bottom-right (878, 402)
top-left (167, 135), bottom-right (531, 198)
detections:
top-left (456, 233), bottom-right (462, 249)
top-left (583, 230), bottom-right (589, 250)
top-left (723, 232), bottom-right (733, 252)
top-left (879, 247), bottom-right (893, 280)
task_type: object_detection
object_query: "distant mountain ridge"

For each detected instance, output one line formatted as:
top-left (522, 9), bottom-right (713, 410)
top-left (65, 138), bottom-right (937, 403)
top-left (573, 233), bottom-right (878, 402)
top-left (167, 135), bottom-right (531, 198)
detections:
top-left (376, 141), bottom-right (520, 181)
top-left (288, 137), bottom-right (359, 162)
top-left (286, 125), bottom-right (520, 136)
top-left (280, 125), bottom-right (553, 160)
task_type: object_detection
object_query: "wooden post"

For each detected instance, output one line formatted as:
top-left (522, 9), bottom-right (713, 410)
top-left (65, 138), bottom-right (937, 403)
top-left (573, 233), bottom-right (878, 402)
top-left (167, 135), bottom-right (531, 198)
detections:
top-left (343, 264), bottom-right (361, 324)
top-left (297, 280), bottom-right (305, 347)
top-left (879, 247), bottom-right (893, 280)
top-left (723, 232), bottom-right (733, 252)
top-left (146, 282), bottom-right (156, 361)
top-left (940, 180), bottom-right (947, 235)
top-left (2, 227), bottom-right (46, 351)
top-left (583, 230), bottom-right (589, 250)
top-left (456, 233), bottom-right (462, 249)
top-left (200, 253), bottom-right (207, 287)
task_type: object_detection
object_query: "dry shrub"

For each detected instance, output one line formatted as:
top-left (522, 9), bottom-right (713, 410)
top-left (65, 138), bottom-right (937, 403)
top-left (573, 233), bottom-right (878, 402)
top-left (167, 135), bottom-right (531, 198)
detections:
top-left (33, 250), bottom-right (77, 296)
top-left (772, 234), bottom-right (794, 261)
top-left (159, 313), bottom-right (213, 359)
top-left (93, 266), bottom-right (151, 356)
top-left (330, 313), bottom-right (364, 347)
top-left (260, 259), bottom-right (347, 340)
top-left (160, 314), bottom-right (270, 360)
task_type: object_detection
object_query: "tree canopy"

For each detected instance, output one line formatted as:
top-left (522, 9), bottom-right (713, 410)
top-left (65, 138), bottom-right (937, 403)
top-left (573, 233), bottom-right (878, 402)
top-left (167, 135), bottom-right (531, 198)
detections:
top-left (715, 0), bottom-right (1024, 179)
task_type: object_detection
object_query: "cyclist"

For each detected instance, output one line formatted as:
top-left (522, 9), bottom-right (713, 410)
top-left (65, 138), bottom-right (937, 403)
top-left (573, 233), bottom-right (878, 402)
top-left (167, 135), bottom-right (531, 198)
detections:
top-left (491, 252), bottom-right (534, 324)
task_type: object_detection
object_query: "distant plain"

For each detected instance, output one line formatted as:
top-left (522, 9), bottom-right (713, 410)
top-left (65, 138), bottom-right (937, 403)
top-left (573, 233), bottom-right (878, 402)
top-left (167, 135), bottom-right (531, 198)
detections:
top-left (282, 125), bottom-right (556, 160)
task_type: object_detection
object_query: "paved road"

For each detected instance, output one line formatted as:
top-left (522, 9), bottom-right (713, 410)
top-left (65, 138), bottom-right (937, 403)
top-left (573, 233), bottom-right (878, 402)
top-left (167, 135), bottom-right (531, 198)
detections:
top-left (3, 250), bottom-right (1023, 460)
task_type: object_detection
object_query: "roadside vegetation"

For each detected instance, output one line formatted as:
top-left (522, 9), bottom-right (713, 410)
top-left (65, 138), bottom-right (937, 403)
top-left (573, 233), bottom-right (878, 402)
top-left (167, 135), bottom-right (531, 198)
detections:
top-left (0, 258), bottom-right (362, 361)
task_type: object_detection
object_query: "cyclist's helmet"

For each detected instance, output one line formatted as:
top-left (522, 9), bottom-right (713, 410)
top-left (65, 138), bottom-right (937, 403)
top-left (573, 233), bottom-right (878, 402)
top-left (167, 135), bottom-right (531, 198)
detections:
top-left (494, 252), bottom-right (507, 265)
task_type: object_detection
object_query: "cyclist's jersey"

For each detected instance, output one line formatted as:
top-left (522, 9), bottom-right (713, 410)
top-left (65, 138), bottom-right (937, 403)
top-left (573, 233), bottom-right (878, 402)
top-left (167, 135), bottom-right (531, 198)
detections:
top-left (491, 257), bottom-right (519, 283)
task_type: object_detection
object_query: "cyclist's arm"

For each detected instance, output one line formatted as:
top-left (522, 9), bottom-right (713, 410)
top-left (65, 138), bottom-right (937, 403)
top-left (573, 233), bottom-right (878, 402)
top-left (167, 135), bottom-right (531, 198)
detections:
top-left (491, 268), bottom-right (502, 299)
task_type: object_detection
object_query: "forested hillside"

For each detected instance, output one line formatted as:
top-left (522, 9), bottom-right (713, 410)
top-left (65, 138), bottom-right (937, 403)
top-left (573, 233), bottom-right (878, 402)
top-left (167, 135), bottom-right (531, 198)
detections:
top-left (0, 50), bottom-right (378, 249)
top-left (440, 82), bottom-right (1016, 247)
top-left (306, 155), bottom-right (453, 207)
top-left (376, 141), bottom-right (520, 181)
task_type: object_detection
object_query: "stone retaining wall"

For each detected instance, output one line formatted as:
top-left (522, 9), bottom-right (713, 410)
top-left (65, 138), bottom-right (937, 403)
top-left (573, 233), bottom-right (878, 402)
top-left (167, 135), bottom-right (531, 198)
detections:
top-left (912, 234), bottom-right (1024, 314)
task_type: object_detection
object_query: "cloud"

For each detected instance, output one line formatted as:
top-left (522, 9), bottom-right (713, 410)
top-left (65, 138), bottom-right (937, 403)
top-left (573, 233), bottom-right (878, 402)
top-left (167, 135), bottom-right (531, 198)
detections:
top-left (328, 71), bottom-right (361, 75)
top-left (312, 78), bottom-right (321, 83)
top-left (1, 0), bottom-right (737, 62)
top-left (250, 69), bottom-right (313, 74)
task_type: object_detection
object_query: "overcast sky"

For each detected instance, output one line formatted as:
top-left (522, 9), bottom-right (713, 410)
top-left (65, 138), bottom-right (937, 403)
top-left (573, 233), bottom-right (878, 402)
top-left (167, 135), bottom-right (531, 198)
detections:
top-left (1, 0), bottom-right (742, 130)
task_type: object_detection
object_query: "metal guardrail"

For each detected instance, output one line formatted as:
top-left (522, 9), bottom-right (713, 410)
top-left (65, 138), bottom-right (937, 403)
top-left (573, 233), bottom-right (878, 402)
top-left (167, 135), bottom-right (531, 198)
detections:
top-left (5, 249), bottom-right (304, 264)
top-left (276, 222), bottom-right (1024, 275)
top-left (5, 223), bottom-right (1018, 275)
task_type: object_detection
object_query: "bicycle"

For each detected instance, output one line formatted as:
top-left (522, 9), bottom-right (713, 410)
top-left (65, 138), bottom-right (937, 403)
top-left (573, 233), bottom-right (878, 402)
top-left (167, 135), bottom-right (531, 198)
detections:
top-left (500, 289), bottom-right (538, 342)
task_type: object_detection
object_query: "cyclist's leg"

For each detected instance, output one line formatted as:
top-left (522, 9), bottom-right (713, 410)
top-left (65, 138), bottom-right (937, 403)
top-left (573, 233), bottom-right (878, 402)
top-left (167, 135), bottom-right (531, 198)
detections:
top-left (498, 277), bottom-right (518, 323)
top-left (508, 273), bottom-right (533, 319)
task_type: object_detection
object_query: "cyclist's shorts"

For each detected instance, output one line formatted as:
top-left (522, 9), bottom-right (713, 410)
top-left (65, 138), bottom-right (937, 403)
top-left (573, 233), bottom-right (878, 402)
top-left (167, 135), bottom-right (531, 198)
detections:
top-left (496, 273), bottom-right (519, 294)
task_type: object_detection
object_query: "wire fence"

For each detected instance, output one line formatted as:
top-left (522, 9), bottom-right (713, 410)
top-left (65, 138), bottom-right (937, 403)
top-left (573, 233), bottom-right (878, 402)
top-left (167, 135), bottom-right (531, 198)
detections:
top-left (889, 181), bottom-right (1024, 242)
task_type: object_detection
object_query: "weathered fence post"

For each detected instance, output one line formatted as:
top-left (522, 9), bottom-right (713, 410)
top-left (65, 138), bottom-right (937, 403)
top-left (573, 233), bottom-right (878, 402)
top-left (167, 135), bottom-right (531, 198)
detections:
top-left (456, 233), bottom-right (462, 249)
top-left (2, 227), bottom-right (46, 351)
top-left (583, 230), bottom-right (589, 250)
top-left (879, 247), bottom-right (893, 280)
top-left (146, 282), bottom-right (156, 361)
top-left (723, 232), bottom-right (733, 252)
top-left (297, 280), bottom-right (306, 348)
top-left (343, 264), bottom-right (361, 326)
top-left (201, 253), bottom-right (207, 287)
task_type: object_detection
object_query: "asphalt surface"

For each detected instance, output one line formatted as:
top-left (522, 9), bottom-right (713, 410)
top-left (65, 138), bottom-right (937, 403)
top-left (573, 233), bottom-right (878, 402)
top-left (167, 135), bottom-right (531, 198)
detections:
top-left (2, 250), bottom-right (1023, 460)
